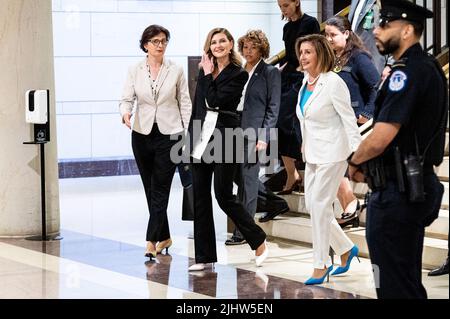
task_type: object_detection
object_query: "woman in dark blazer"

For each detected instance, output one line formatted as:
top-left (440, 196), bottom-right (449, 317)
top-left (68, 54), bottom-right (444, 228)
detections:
top-left (324, 16), bottom-right (380, 226)
top-left (187, 28), bottom-right (268, 271)
top-left (277, 0), bottom-right (320, 194)
top-left (226, 29), bottom-right (281, 245)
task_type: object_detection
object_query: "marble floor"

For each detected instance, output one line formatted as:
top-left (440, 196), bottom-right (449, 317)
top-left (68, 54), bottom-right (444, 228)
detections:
top-left (0, 175), bottom-right (448, 299)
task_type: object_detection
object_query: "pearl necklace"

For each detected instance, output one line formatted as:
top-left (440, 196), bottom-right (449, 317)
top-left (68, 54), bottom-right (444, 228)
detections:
top-left (307, 74), bottom-right (320, 85)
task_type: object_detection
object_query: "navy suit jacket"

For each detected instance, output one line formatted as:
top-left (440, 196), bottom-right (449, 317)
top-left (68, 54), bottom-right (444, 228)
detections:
top-left (241, 61), bottom-right (281, 143)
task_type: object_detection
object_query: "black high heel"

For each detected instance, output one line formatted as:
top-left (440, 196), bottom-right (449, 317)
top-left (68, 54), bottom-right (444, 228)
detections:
top-left (338, 201), bottom-right (361, 228)
top-left (339, 216), bottom-right (360, 228)
top-left (277, 178), bottom-right (302, 195)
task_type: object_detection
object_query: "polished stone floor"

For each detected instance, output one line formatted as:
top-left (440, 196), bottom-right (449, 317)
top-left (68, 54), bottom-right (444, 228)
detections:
top-left (0, 175), bottom-right (448, 299)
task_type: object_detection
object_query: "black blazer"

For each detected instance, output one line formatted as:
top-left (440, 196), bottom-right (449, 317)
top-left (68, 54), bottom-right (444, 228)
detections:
top-left (188, 63), bottom-right (248, 151)
top-left (240, 61), bottom-right (281, 142)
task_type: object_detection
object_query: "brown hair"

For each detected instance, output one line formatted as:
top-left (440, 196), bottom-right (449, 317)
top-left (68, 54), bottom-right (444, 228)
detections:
top-left (237, 29), bottom-right (270, 59)
top-left (203, 28), bottom-right (242, 68)
top-left (139, 25), bottom-right (170, 53)
top-left (324, 16), bottom-right (370, 66)
top-left (295, 34), bottom-right (335, 73)
top-left (281, 0), bottom-right (302, 21)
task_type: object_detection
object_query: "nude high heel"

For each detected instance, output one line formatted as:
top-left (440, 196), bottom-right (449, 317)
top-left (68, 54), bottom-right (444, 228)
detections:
top-left (156, 238), bottom-right (172, 254)
top-left (145, 242), bottom-right (157, 259)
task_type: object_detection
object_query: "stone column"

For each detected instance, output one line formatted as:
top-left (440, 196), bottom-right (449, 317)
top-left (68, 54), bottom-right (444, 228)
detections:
top-left (0, 0), bottom-right (60, 237)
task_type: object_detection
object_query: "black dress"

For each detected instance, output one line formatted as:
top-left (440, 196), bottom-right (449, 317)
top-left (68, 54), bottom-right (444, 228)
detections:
top-left (277, 13), bottom-right (320, 159)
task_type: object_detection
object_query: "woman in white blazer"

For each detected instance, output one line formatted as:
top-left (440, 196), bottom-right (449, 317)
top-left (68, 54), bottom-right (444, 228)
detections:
top-left (119, 25), bottom-right (192, 259)
top-left (295, 34), bottom-right (362, 285)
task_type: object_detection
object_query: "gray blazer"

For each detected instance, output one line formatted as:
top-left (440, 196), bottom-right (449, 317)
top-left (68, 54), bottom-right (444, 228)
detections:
top-left (240, 61), bottom-right (281, 143)
top-left (349, 0), bottom-right (385, 74)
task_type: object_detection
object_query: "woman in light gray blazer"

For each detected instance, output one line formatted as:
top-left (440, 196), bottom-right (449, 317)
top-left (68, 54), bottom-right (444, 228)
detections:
top-left (295, 34), bottom-right (361, 285)
top-left (119, 25), bottom-right (192, 259)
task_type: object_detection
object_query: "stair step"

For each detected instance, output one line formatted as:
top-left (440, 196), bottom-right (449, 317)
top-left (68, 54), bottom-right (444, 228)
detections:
top-left (283, 191), bottom-right (448, 239)
top-left (281, 180), bottom-right (448, 214)
top-left (445, 132), bottom-right (449, 156)
top-left (435, 157), bottom-right (449, 181)
top-left (347, 230), bottom-right (448, 270)
top-left (351, 181), bottom-right (449, 209)
top-left (256, 215), bottom-right (448, 269)
top-left (426, 210), bottom-right (449, 239)
top-left (359, 208), bottom-right (448, 239)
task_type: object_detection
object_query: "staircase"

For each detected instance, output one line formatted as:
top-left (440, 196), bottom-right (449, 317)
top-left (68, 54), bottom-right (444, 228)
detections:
top-left (256, 131), bottom-right (449, 269)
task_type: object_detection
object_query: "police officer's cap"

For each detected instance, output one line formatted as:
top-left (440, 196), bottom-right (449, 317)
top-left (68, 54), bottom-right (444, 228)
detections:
top-left (380, 0), bottom-right (433, 26)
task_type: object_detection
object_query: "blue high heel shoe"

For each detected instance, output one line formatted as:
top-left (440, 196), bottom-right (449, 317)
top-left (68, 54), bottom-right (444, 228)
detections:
top-left (331, 245), bottom-right (360, 276)
top-left (304, 265), bottom-right (334, 285)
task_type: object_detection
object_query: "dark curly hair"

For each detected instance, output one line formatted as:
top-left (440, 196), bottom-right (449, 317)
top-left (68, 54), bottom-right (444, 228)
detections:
top-left (237, 29), bottom-right (270, 59)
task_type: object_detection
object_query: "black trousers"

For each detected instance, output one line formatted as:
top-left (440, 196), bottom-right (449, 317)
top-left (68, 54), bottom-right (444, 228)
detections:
top-left (366, 173), bottom-right (444, 299)
top-left (192, 161), bottom-right (266, 263)
top-left (233, 139), bottom-right (260, 239)
top-left (277, 71), bottom-right (303, 159)
top-left (132, 124), bottom-right (178, 242)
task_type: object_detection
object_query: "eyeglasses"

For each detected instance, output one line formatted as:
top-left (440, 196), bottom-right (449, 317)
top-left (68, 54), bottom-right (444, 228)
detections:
top-left (148, 39), bottom-right (169, 47)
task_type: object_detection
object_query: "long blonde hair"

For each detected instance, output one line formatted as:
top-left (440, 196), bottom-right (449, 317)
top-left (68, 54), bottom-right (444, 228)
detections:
top-left (203, 28), bottom-right (242, 69)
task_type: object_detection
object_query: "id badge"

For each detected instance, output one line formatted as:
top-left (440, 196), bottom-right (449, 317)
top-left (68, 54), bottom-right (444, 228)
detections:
top-left (362, 10), bottom-right (374, 30)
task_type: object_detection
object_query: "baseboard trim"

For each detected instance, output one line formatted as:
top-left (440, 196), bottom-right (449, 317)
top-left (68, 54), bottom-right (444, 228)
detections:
top-left (58, 158), bottom-right (139, 179)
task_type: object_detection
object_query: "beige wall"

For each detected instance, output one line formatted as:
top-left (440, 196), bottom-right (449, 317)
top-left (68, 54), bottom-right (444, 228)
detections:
top-left (0, 0), bottom-right (60, 237)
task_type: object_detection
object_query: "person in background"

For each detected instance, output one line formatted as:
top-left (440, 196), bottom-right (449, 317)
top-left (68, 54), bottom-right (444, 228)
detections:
top-left (324, 16), bottom-right (380, 228)
top-left (348, 0), bottom-right (385, 74)
top-left (119, 24), bottom-right (192, 259)
top-left (276, 0), bottom-right (320, 194)
top-left (187, 28), bottom-right (269, 270)
top-left (295, 34), bottom-right (362, 285)
top-left (225, 29), bottom-right (281, 245)
top-left (348, 0), bottom-right (448, 298)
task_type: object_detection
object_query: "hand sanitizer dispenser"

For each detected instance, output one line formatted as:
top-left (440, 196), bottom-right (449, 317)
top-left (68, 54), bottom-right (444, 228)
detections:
top-left (26, 90), bottom-right (48, 124)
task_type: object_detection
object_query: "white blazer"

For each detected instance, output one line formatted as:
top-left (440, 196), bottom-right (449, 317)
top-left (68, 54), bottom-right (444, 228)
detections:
top-left (119, 58), bottom-right (192, 135)
top-left (296, 71), bottom-right (362, 164)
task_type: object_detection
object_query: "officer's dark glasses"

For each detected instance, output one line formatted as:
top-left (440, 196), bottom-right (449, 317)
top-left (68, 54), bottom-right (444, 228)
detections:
top-left (378, 17), bottom-right (401, 28)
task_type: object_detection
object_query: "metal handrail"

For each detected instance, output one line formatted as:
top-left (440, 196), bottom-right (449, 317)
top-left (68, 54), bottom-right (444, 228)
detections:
top-left (265, 6), bottom-right (350, 66)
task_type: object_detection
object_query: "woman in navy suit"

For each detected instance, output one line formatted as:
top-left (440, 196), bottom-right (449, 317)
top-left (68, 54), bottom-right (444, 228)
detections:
top-left (187, 28), bottom-right (268, 271)
top-left (225, 29), bottom-right (282, 245)
top-left (324, 16), bottom-right (380, 227)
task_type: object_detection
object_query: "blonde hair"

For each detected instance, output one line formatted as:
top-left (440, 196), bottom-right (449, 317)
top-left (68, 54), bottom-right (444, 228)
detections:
top-left (203, 28), bottom-right (242, 68)
top-left (237, 29), bottom-right (270, 59)
top-left (295, 34), bottom-right (335, 73)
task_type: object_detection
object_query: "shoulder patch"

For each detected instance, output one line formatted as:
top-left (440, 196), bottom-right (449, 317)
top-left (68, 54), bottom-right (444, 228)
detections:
top-left (388, 70), bottom-right (407, 92)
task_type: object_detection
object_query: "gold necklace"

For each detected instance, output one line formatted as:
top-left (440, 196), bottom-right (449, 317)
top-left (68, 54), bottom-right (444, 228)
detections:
top-left (333, 56), bottom-right (342, 73)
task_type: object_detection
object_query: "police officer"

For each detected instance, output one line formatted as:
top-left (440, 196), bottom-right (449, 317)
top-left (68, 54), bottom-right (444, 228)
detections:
top-left (347, 0), bottom-right (449, 299)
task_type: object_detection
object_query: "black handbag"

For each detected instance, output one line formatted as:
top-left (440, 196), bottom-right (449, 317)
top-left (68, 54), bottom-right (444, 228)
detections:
top-left (178, 163), bottom-right (194, 221)
top-left (182, 184), bottom-right (194, 221)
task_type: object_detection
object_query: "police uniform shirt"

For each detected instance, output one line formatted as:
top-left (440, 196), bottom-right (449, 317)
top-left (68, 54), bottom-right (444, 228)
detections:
top-left (373, 43), bottom-right (448, 167)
